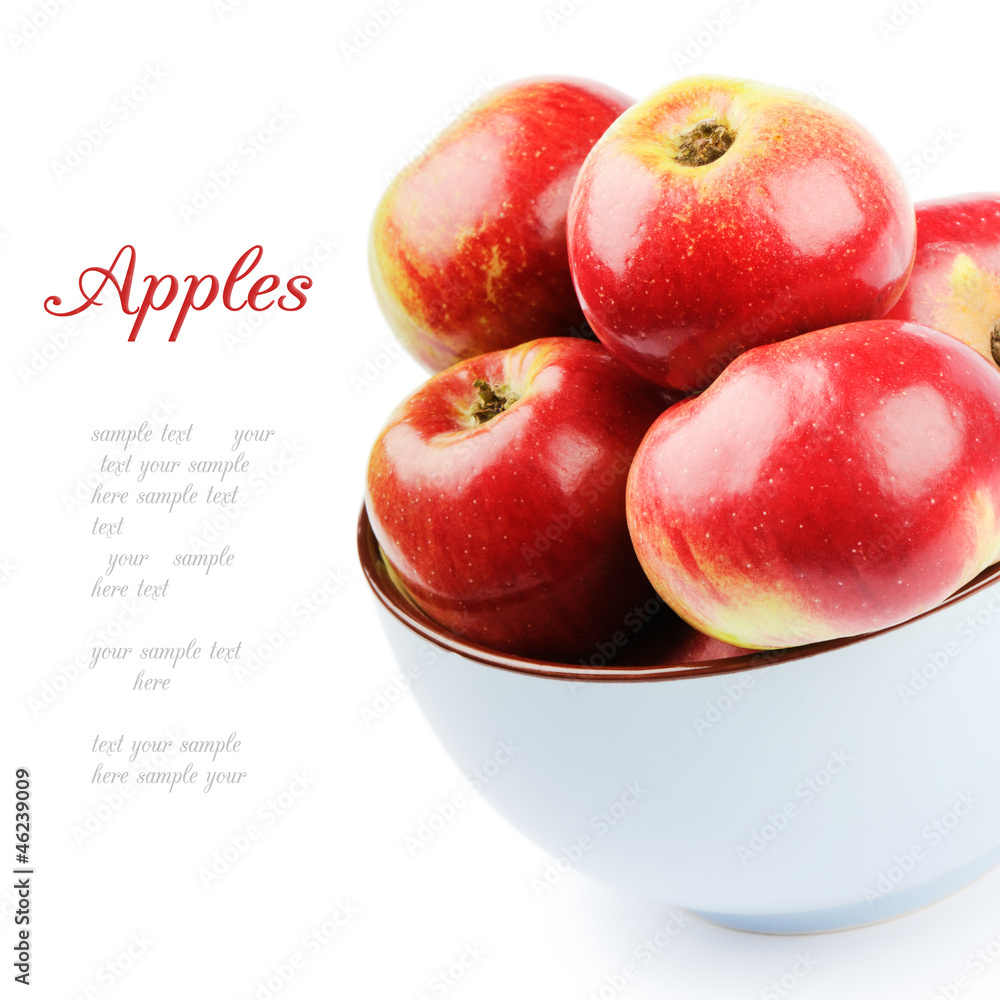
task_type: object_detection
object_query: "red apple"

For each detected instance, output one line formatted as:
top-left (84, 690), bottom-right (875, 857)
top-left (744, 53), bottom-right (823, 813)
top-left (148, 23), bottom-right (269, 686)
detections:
top-left (370, 77), bottom-right (632, 373)
top-left (885, 194), bottom-right (1000, 368)
top-left (664, 623), bottom-right (753, 664)
top-left (626, 320), bottom-right (1000, 649)
top-left (365, 338), bottom-right (672, 661)
top-left (567, 76), bottom-right (916, 392)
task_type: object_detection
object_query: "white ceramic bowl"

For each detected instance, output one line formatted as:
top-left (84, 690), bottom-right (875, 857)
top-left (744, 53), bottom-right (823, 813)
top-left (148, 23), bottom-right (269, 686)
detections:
top-left (359, 507), bottom-right (1000, 933)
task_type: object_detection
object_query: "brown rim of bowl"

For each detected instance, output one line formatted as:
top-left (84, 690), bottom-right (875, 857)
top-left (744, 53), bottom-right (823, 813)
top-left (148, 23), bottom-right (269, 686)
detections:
top-left (357, 504), bottom-right (1000, 684)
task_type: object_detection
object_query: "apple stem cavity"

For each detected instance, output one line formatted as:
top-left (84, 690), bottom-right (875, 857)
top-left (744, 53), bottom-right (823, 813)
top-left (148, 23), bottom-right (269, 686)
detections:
top-left (472, 378), bottom-right (517, 424)
top-left (674, 118), bottom-right (734, 167)
top-left (991, 322), bottom-right (1000, 367)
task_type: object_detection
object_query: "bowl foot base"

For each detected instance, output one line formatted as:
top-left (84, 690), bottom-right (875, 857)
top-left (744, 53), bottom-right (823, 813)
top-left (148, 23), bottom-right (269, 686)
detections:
top-left (688, 847), bottom-right (1000, 934)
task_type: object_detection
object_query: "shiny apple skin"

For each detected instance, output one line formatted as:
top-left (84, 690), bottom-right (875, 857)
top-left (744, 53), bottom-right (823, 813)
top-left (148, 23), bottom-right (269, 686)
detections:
top-left (665, 624), bottom-right (752, 663)
top-left (370, 78), bottom-right (632, 373)
top-left (366, 338), bottom-right (673, 661)
top-left (568, 76), bottom-right (916, 392)
top-left (885, 194), bottom-right (1000, 368)
top-left (626, 320), bottom-right (1000, 649)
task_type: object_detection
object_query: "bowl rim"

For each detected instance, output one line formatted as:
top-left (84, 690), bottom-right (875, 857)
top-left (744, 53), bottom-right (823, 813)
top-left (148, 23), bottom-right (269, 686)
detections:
top-left (358, 503), bottom-right (1000, 684)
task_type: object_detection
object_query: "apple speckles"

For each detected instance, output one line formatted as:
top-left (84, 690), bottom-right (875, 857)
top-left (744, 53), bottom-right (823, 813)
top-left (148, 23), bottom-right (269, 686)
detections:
top-left (483, 245), bottom-right (508, 305)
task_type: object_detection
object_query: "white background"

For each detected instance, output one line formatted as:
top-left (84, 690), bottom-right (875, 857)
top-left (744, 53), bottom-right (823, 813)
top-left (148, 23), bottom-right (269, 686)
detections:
top-left (4, 0), bottom-right (1000, 997)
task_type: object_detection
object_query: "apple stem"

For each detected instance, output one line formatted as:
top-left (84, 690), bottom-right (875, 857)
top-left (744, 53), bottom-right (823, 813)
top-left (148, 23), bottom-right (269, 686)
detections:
top-left (472, 378), bottom-right (515, 424)
top-left (992, 322), bottom-right (1000, 367)
top-left (674, 118), bottom-right (733, 167)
